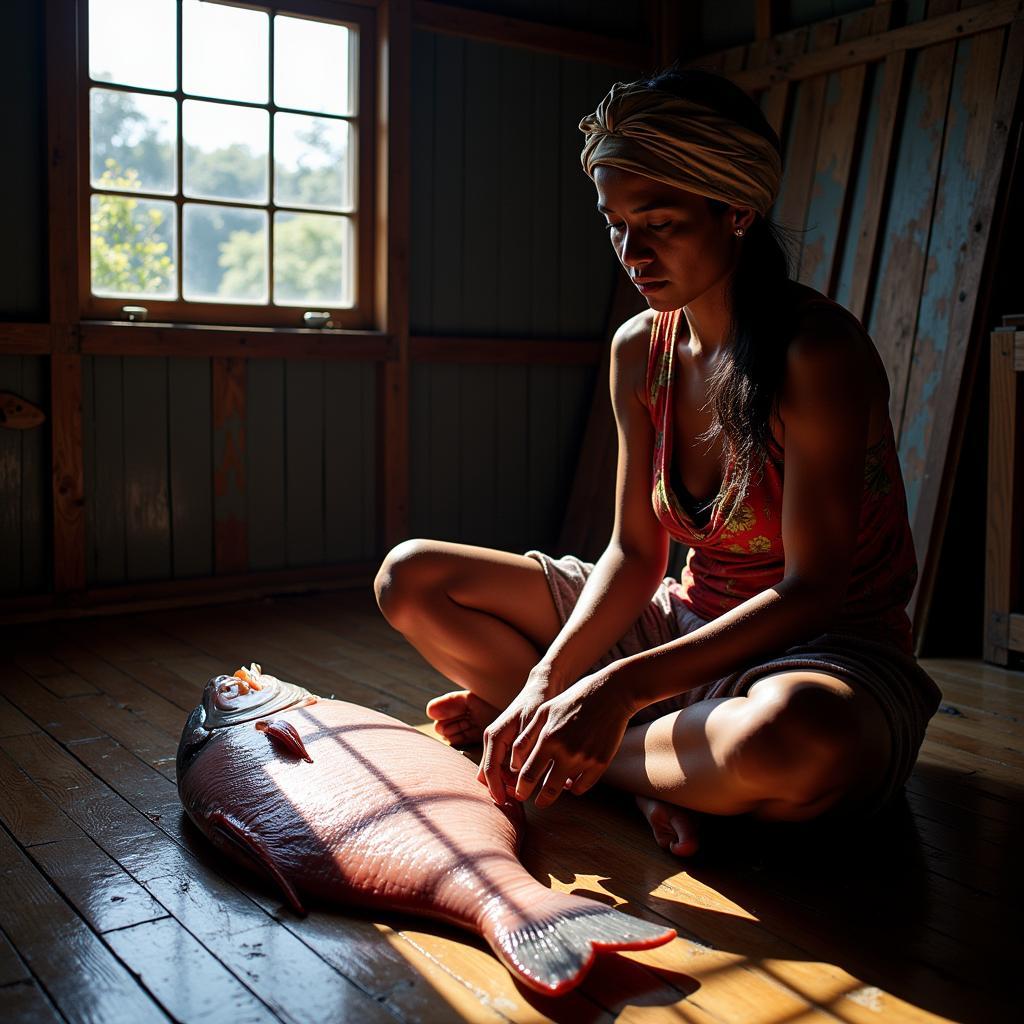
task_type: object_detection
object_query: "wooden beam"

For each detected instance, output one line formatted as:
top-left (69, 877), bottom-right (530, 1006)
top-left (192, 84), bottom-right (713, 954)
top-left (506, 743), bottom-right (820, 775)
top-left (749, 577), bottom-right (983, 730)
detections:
top-left (756, 0), bottom-right (776, 41)
top-left (0, 562), bottom-right (378, 625)
top-left (409, 337), bottom-right (603, 365)
top-left (0, 324), bottom-right (52, 355)
top-left (377, 0), bottom-right (412, 550)
top-left (211, 358), bottom-right (247, 576)
top-left (984, 329), bottom-right (1023, 664)
top-left (413, 0), bottom-right (647, 68)
top-left (729, 0), bottom-right (1021, 91)
top-left (47, 0), bottom-right (85, 593)
top-left (78, 322), bottom-right (393, 359)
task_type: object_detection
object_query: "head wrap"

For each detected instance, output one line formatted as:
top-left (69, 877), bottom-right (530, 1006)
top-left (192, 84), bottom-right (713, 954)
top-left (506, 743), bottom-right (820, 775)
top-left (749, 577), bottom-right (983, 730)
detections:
top-left (579, 80), bottom-right (782, 216)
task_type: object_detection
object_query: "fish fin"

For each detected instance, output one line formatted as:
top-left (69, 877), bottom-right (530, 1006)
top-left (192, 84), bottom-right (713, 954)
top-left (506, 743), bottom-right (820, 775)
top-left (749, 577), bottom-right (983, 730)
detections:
top-left (254, 719), bottom-right (314, 762)
top-left (483, 892), bottom-right (675, 996)
top-left (207, 810), bottom-right (307, 916)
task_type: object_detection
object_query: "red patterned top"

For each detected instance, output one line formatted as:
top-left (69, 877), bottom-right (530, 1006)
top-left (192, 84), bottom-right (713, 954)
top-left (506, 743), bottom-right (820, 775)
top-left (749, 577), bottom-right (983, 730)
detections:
top-left (646, 302), bottom-right (918, 653)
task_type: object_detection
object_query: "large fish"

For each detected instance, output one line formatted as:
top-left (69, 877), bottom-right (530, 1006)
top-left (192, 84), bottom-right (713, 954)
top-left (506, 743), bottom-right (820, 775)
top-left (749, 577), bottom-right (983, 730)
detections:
top-left (176, 665), bottom-right (676, 996)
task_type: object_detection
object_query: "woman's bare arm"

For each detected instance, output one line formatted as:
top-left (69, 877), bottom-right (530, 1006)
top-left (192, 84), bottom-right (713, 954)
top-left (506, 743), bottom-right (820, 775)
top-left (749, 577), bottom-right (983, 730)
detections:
top-left (533, 310), bottom-right (671, 689)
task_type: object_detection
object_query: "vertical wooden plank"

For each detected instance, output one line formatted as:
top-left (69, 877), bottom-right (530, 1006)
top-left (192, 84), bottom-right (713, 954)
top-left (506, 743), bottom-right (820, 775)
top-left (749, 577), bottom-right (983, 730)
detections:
top-left (495, 46), bottom-right (533, 549)
top-left (751, 27), bottom-right (810, 163)
top-left (911, 20), bottom-right (1024, 637)
top-left (531, 51), bottom-right (561, 335)
top-left (91, 355), bottom-right (126, 584)
top-left (409, 30), bottom-right (435, 335)
top-left (360, 362), bottom-right (377, 557)
top-left (833, 50), bottom-right (907, 319)
top-left (0, 357), bottom-right (22, 593)
top-left (800, 5), bottom-right (887, 293)
top-left (984, 329), bottom-right (1022, 665)
top-left (458, 365), bottom-right (496, 545)
top-left (377, 0), bottom-right (412, 549)
top-left (460, 39), bottom-right (500, 546)
top-left (430, 33), bottom-right (465, 334)
top-left (409, 363), bottom-right (432, 537)
top-left (81, 354), bottom-right (96, 582)
top-left (50, 352), bottom-right (86, 591)
top-left (212, 357), bottom-right (247, 574)
top-left (246, 359), bottom-right (285, 570)
top-left (898, 27), bottom-right (1005, 515)
top-left (19, 356), bottom-right (48, 591)
top-left (771, 19), bottom-right (840, 269)
top-left (462, 41), bottom-right (500, 337)
top-left (528, 365), bottom-right (560, 548)
top-left (428, 363), bottom-right (461, 539)
top-left (866, 0), bottom-right (959, 423)
top-left (325, 361), bottom-right (367, 562)
top-left (493, 364), bottom-right (529, 551)
top-left (168, 357), bottom-right (211, 579)
top-left (285, 361), bottom-right (325, 566)
top-left (46, 0), bottom-right (85, 593)
top-left (559, 58), bottom-right (599, 337)
top-left (122, 358), bottom-right (171, 581)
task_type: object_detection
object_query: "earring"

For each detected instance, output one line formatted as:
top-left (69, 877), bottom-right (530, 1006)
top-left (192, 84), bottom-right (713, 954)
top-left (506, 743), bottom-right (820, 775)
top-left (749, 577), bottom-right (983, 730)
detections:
top-left (734, 227), bottom-right (745, 237)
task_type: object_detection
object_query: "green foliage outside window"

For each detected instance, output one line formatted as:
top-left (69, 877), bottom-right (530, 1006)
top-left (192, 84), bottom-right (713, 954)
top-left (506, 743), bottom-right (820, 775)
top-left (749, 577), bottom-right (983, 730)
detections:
top-left (90, 90), bottom-right (347, 303)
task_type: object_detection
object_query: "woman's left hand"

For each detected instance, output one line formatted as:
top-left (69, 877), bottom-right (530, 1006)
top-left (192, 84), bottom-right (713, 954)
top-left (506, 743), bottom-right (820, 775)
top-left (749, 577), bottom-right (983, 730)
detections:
top-left (509, 669), bottom-right (634, 808)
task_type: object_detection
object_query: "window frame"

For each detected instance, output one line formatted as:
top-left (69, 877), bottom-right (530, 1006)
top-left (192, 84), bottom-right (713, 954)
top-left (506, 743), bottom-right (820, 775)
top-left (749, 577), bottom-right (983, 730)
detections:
top-left (77, 0), bottom-right (378, 330)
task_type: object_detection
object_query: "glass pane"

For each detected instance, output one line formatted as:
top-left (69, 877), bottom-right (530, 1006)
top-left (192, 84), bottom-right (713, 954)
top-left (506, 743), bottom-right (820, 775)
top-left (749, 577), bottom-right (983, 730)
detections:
top-left (91, 88), bottom-right (176, 195)
top-left (89, 0), bottom-right (176, 92)
top-left (274, 212), bottom-right (352, 307)
top-left (274, 16), bottom-right (353, 116)
top-left (183, 101), bottom-right (269, 204)
top-left (184, 204), bottom-right (267, 303)
top-left (90, 193), bottom-right (176, 298)
top-left (182, 0), bottom-right (269, 104)
top-left (274, 114), bottom-right (351, 211)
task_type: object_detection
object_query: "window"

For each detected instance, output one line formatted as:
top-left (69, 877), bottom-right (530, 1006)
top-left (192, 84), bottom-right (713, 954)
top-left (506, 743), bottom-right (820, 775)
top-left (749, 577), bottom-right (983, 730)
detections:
top-left (82, 0), bottom-right (374, 328)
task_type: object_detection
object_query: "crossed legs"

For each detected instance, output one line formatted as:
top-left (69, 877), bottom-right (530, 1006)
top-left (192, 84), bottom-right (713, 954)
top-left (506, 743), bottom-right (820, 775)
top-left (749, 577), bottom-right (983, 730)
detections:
top-left (374, 540), bottom-right (892, 855)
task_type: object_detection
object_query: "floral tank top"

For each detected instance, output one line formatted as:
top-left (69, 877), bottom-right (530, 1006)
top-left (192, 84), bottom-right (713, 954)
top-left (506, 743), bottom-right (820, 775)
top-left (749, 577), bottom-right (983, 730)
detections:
top-left (646, 303), bottom-right (918, 654)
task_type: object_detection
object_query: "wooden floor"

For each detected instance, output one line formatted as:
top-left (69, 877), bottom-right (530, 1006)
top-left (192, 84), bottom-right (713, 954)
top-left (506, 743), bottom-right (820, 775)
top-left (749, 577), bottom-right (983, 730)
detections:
top-left (0, 590), bottom-right (1019, 1024)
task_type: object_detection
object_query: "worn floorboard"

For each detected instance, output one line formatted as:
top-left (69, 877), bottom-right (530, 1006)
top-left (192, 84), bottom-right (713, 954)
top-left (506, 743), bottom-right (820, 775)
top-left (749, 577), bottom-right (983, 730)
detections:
top-left (0, 590), bottom-right (1018, 1023)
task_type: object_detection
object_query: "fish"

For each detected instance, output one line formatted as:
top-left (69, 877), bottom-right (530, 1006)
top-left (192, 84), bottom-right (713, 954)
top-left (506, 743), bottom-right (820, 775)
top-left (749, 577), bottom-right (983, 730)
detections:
top-left (176, 664), bottom-right (676, 996)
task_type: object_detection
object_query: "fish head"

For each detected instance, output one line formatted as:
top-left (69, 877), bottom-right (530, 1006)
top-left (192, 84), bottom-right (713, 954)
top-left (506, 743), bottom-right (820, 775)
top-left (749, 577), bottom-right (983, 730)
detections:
top-left (176, 665), bottom-right (316, 786)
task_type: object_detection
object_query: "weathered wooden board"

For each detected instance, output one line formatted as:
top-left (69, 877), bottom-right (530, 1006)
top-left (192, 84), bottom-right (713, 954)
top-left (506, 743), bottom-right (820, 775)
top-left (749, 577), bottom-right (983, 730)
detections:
top-left (212, 357), bottom-right (247, 574)
top-left (89, 356), bottom-right (127, 585)
top-left (122, 358), bottom-right (171, 581)
top-left (867, 0), bottom-right (960, 432)
top-left (168, 358), bottom-right (212, 579)
top-left (800, 6), bottom-right (887, 292)
top-left (898, 25), bottom-right (1006, 518)
top-left (246, 358), bottom-right (286, 570)
top-left (285, 360), bottom-right (325, 567)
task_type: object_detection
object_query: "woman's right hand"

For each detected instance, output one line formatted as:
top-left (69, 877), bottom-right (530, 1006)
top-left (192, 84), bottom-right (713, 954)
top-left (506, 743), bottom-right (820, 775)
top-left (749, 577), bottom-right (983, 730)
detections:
top-left (477, 667), bottom-right (562, 804)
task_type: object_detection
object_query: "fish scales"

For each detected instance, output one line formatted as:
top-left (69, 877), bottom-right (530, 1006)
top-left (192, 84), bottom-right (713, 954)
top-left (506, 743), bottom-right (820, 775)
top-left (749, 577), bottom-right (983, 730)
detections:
top-left (176, 666), bottom-right (675, 995)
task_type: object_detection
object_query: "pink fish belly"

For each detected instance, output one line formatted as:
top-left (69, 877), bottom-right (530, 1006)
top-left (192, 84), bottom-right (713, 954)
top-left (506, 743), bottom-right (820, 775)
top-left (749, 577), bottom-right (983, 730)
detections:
top-left (179, 699), bottom-right (533, 932)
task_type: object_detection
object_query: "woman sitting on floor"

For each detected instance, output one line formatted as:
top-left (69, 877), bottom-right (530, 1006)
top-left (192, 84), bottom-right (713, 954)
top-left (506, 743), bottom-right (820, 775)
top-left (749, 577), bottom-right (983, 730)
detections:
top-left (374, 68), bottom-right (941, 856)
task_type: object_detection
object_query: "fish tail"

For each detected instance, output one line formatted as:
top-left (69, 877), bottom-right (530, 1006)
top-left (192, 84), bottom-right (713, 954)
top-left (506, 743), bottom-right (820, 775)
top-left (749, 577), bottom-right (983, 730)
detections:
top-left (207, 810), bottom-right (307, 915)
top-left (483, 891), bottom-right (675, 995)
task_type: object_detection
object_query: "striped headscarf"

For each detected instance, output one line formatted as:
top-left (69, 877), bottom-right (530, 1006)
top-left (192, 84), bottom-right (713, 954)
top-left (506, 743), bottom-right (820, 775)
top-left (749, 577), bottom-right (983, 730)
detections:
top-left (580, 80), bottom-right (782, 216)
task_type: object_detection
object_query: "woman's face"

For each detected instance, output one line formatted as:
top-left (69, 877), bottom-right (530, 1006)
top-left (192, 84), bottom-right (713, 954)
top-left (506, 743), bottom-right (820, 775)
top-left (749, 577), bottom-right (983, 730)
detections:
top-left (594, 165), bottom-right (745, 312)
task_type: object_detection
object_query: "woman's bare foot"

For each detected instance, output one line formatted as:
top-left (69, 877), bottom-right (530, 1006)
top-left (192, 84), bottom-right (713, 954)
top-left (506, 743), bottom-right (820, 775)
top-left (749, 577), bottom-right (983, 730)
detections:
top-left (635, 795), bottom-right (701, 857)
top-left (425, 690), bottom-right (500, 748)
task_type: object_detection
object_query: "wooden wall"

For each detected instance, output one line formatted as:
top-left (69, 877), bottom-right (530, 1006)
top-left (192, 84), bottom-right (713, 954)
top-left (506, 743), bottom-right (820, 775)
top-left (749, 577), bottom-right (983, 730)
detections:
top-left (78, 358), bottom-right (378, 587)
top-left (0, 0), bottom-right (49, 597)
top-left (408, 30), bottom-right (627, 551)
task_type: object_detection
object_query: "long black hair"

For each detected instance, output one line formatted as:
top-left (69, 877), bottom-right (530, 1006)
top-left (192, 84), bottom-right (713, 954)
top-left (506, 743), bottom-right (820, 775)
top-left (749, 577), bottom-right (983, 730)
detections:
top-left (639, 66), bottom-right (798, 522)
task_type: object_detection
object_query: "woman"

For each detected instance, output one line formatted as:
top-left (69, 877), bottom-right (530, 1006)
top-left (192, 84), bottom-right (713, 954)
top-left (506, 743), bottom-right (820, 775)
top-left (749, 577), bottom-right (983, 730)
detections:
top-left (374, 69), bottom-right (941, 856)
